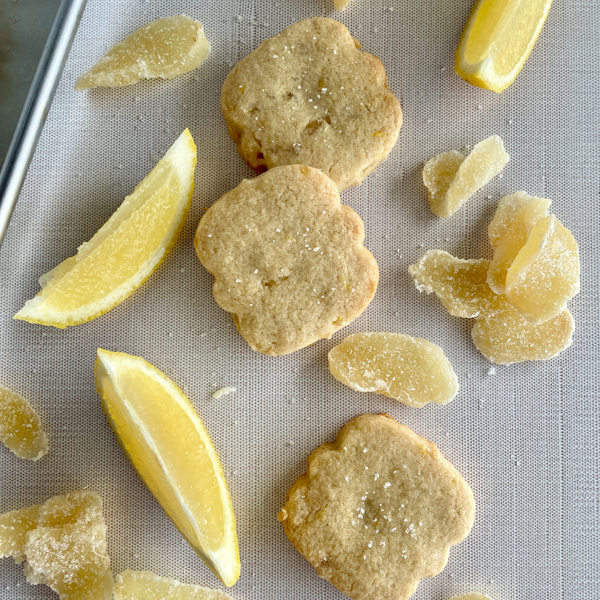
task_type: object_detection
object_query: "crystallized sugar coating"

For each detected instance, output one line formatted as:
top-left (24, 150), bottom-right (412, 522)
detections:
top-left (221, 18), bottom-right (402, 191)
top-left (212, 387), bottom-right (236, 400)
top-left (24, 524), bottom-right (113, 600)
top-left (424, 136), bottom-right (509, 218)
top-left (488, 191), bottom-right (547, 248)
top-left (408, 250), bottom-right (503, 318)
top-left (505, 215), bottom-right (580, 324)
top-left (0, 505), bottom-right (40, 562)
top-left (0, 385), bottom-right (48, 460)
top-left (195, 165), bottom-right (379, 355)
top-left (328, 332), bottom-right (458, 407)
top-left (471, 302), bottom-right (574, 364)
top-left (74, 16), bottom-right (210, 91)
top-left (422, 151), bottom-right (465, 217)
top-left (278, 414), bottom-right (475, 600)
top-left (487, 196), bottom-right (551, 295)
top-left (36, 491), bottom-right (105, 529)
top-left (114, 570), bottom-right (235, 599)
top-left (0, 491), bottom-right (112, 600)
top-left (408, 250), bottom-right (575, 364)
top-left (334, 0), bottom-right (352, 10)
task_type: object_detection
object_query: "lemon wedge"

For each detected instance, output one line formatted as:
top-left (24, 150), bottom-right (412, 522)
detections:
top-left (94, 349), bottom-right (240, 587)
top-left (14, 129), bottom-right (196, 329)
top-left (455, 0), bottom-right (554, 92)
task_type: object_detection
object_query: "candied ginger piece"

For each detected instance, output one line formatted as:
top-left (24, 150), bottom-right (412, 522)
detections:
top-left (0, 505), bottom-right (40, 561)
top-left (37, 490), bottom-right (104, 529)
top-left (488, 191), bottom-right (547, 247)
top-left (74, 16), bottom-right (210, 91)
top-left (334, 0), bottom-right (352, 10)
top-left (0, 491), bottom-right (112, 600)
top-left (506, 215), bottom-right (580, 324)
top-left (0, 385), bottom-right (48, 460)
top-left (487, 197), bottom-right (551, 295)
top-left (408, 250), bottom-right (574, 364)
top-left (408, 250), bottom-right (502, 318)
top-left (24, 524), bottom-right (113, 600)
top-left (472, 302), bottom-right (574, 364)
top-left (114, 570), bottom-right (235, 600)
top-left (424, 136), bottom-right (509, 218)
top-left (328, 332), bottom-right (458, 407)
top-left (422, 150), bottom-right (465, 216)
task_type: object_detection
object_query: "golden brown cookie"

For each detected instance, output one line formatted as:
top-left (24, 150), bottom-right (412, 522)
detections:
top-left (194, 165), bottom-right (378, 355)
top-left (278, 414), bottom-right (475, 600)
top-left (221, 18), bottom-right (402, 191)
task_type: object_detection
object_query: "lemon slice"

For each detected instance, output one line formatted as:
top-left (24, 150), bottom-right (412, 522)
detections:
top-left (74, 16), bottom-right (210, 91)
top-left (14, 130), bottom-right (196, 329)
top-left (455, 0), bottom-right (554, 92)
top-left (94, 350), bottom-right (240, 587)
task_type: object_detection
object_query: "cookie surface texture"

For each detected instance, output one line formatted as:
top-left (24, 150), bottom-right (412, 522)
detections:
top-left (221, 17), bottom-right (402, 191)
top-left (278, 414), bottom-right (475, 600)
top-left (194, 165), bottom-right (379, 356)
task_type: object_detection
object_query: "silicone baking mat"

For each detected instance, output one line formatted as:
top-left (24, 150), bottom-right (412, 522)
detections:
top-left (1, 0), bottom-right (598, 598)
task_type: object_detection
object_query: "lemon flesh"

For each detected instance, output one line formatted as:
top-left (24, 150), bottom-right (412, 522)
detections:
top-left (14, 129), bottom-right (196, 329)
top-left (75, 16), bottom-right (210, 91)
top-left (94, 350), bottom-right (240, 587)
top-left (455, 0), bottom-right (554, 92)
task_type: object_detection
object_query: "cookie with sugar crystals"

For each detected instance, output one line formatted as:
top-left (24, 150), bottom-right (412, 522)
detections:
top-left (221, 17), bottom-right (402, 191)
top-left (194, 165), bottom-right (378, 356)
top-left (278, 414), bottom-right (475, 600)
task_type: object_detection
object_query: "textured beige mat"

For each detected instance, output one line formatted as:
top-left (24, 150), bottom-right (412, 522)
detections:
top-left (0, 0), bottom-right (598, 598)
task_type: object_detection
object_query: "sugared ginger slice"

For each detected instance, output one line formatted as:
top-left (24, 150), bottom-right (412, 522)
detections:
top-left (472, 302), bottom-right (574, 364)
top-left (424, 135), bottom-right (509, 218)
top-left (487, 196), bottom-right (551, 295)
top-left (74, 16), bottom-right (210, 91)
top-left (24, 524), bottom-right (113, 600)
top-left (488, 191), bottom-right (544, 247)
top-left (408, 250), bottom-right (502, 318)
top-left (334, 0), bottom-right (352, 9)
top-left (114, 570), bottom-right (235, 599)
top-left (422, 151), bottom-right (465, 217)
top-left (328, 332), bottom-right (458, 407)
top-left (505, 215), bottom-right (580, 324)
top-left (0, 491), bottom-right (112, 600)
top-left (0, 385), bottom-right (48, 460)
top-left (0, 505), bottom-right (39, 562)
top-left (408, 250), bottom-right (575, 364)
